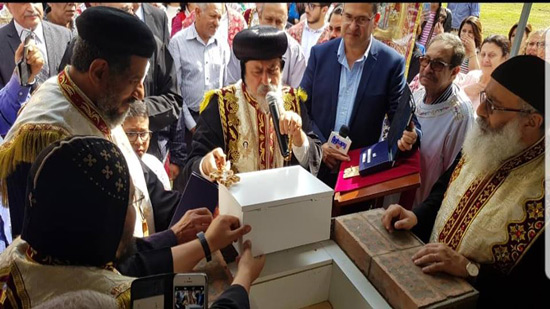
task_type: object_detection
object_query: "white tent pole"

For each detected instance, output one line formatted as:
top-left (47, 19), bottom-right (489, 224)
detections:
top-left (510, 3), bottom-right (533, 57)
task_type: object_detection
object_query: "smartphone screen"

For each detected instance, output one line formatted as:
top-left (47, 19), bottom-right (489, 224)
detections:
top-left (174, 286), bottom-right (206, 309)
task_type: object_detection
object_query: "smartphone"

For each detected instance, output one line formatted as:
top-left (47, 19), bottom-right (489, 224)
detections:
top-left (17, 33), bottom-right (33, 86)
top-left (173, 273), bottom-right (208, 309)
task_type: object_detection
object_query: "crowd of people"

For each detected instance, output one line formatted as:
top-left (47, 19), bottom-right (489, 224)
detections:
top-left (0, 2), bottom-right (548, 308)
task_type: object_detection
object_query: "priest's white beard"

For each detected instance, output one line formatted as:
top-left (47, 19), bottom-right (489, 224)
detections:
top-left (462, 116), bottom-right (527, 175)
top-left (255, 81), bottom-right (283, 114)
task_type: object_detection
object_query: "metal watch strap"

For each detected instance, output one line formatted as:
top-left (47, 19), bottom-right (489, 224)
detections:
top-left (197, 231), bottom-right (212, 262)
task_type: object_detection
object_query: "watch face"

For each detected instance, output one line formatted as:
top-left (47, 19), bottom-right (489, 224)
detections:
top-left (466, 262), bottom-right (479, 277)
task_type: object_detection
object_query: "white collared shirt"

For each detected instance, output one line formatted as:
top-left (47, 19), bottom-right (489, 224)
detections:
top-left (301, 21), bottom-right (327, 61)
top-left (13, 19), bottom-right (48, 64)
top-left (168, 22), bottom-right (230, 129)
top-left (135, 4), bottom-right (145, 22)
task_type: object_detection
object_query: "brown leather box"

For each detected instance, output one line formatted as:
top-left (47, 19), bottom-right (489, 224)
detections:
top-left (333, 208), bottom-right (478, 309)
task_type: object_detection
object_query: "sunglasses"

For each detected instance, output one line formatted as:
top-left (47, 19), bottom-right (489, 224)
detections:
top-left (419, 56), bottom-right (451, 72)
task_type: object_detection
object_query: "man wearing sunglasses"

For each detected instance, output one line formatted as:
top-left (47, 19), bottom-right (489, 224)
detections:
top-left (300, 2), bottom-right (421, 188)
top-left (382, 55), bottom-right (547, 307)
top-left (411, 33), bottom-right (474, 207)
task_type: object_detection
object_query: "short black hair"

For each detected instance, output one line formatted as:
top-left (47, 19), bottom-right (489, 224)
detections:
top-left (329, 4), bottom-right (343, 21)
top-left (71, 36), bottom-right (132, 76)
top-left (126, 100), bottom-right (149, 119)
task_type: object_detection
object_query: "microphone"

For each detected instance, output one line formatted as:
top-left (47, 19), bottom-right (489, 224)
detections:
top-left (266, 91), bottom-right (290, 158)
top-left (327, 125), bottom-right (352, 155)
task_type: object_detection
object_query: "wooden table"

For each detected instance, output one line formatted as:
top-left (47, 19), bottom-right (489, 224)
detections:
top-left (333, 172), bottom-right (420, 216)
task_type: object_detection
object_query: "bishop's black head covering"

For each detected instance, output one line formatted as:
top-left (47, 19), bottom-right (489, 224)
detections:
top-left (21, 136), bottom-right (131, 267)
top-left (233, 25), bottom-right (288, 62)
top-left (76, 6), bottom-right (156, 59)
top-left (491, 55), bottom-right (545, 115)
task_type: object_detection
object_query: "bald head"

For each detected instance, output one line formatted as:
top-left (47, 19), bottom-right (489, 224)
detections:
top-left (259, 3), bottom-right (288, 31)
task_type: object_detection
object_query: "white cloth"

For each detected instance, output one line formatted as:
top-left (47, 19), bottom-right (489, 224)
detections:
top-left (142, 153), bottom-right (171, 190)
top-left (301, 21), bottom-right (327, 61)
top-left (226, 32), bottom-right (307, 88)
top-left (4, 72), bottom-right (155, 237)
top-left (412, 84), bottom-right (474, 208)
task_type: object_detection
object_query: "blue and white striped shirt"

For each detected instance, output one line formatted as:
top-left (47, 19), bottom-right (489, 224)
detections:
top-left (168, 24), bottom-right (230, 130)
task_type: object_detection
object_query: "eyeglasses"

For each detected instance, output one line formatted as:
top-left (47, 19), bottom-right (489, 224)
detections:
top-left (342, 13), bottom-right (375, 27)
top-left (125, 131), bottom-right (152, 142)
top-left (418, 56), bottom-right (452, 72)
top-left (480, 91), bottom-right (534, 115)
top-left (306, 3), bottom-right (321, 10)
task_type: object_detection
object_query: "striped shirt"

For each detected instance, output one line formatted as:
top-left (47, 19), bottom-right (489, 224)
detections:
top-left (423, 82), bottom-right (455, 105)
top-left (460, 57), bottom-right (471, 74)
top-left (418, 12), bottom-right (436, 47)
top-left (168, 24), bottom-right (230, 129)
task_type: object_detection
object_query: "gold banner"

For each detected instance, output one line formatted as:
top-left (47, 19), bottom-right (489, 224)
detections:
top-left (374, 3), bottom-right (423, 79)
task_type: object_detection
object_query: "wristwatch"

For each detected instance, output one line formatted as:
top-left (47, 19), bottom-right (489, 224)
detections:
top-left (466, 261), bottom-right (479, 277)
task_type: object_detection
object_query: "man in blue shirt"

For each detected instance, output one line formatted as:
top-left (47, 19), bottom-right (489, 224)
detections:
top-left (446, 3), bottom-right (480, 32)
top-left (300, 3), bottom-right (421, 188)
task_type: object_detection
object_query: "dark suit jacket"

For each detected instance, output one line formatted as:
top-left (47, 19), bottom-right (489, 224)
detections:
top-left (300, 38), bottom-right (421, 186)
top-left (142, 3), bottom-right (170, 46)
top-left (0, 20), bottom-right (73, 89)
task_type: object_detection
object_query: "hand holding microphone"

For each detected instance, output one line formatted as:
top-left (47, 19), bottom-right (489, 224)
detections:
top-left (266, 91), bottom-right (307, 158)
top-left (322, 125), bottom-right (352, 170)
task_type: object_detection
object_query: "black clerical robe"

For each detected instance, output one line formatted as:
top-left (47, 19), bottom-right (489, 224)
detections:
top-left (182, 81), bottom-right (322, 185)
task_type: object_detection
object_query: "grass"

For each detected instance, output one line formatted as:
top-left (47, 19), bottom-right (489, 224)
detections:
top-left (479, 3), bottom-right (550, 36)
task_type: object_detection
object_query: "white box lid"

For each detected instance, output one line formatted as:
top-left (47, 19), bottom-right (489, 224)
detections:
top-left (223, 165), bottom-right (333, 211)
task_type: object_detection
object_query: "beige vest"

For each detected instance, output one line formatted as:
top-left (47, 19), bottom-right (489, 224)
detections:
top-left (0, 238), bottom-right (133, 308)
top-left (430, 138), bottom-right (545, 274)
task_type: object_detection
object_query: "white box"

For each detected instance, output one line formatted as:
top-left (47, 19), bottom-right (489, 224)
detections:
top-left (219, 165), bottom-right (333, 256)
top-left (228, 240), bottom-right (391, 309)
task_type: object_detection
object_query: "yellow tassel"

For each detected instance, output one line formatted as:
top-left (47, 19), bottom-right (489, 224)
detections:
top-left (199, 89), bottom-right (219, 114)
top-left (0, 124), bottom-right (70, 206)
top-left (296, 87), bottom-right (308, 103)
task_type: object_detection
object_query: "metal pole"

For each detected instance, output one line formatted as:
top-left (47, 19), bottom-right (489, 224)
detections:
top-left (510, 3), bottom-right (532, 57)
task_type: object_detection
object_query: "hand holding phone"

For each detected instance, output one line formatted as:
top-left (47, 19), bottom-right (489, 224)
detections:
top-left (15, 33), bottom-right (44, 87)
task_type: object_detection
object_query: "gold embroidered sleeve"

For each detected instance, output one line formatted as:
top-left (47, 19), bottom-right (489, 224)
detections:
top-left (0, 123), bottom-right (70, 204)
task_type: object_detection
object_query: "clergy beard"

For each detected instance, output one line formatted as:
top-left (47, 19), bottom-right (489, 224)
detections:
top-left (255, 82), bottom-right (282, 113)
top-left (462, 116), bottom-right (527, 175)
top-left (96, 87), bottom-right (132, 128)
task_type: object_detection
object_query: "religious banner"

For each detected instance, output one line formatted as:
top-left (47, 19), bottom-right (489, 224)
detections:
top-left (374, 3), bottom-right (423, 79)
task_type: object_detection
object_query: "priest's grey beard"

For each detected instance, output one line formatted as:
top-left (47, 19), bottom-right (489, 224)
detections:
top-left (96, 88), bottom-right (133, 128)
top-left (462, 116), bottom-right (527, 175)
top-left (256, 82), bottom-right (282, 114)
